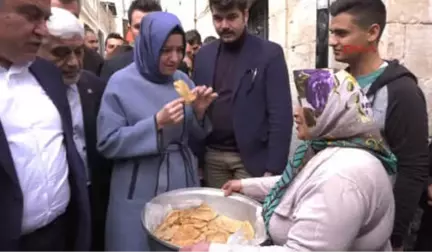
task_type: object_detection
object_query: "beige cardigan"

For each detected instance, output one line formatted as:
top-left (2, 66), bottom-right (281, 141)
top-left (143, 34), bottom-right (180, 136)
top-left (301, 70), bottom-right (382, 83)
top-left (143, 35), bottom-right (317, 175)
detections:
top-left (209, 147), bottom-right (394, 252)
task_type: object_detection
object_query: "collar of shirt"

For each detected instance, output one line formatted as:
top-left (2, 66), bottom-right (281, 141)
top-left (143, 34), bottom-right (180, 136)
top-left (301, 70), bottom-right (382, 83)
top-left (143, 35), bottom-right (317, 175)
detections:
top-left (0, 61), bottom-right (33, 75)
top-left (68, 83), bottom-right (78, 91)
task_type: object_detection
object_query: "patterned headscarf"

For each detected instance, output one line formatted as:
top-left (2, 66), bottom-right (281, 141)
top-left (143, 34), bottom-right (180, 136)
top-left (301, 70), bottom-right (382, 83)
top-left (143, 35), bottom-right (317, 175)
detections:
top-left (261, 69), bottom-right (397, 237)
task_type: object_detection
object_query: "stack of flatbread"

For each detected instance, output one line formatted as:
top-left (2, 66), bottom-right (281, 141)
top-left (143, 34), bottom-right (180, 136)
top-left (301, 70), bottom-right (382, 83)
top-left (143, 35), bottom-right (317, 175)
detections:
top-left (153, 203), bottom-right (255, 247)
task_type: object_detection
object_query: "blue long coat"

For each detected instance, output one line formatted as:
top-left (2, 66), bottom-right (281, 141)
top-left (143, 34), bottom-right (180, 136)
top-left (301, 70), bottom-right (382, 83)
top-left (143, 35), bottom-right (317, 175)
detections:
top-left (96, 12), bottom-right (211, 251)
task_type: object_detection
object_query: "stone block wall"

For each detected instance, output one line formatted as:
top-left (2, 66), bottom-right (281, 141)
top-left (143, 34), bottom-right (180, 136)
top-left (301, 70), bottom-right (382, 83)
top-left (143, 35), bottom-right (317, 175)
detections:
top-left (268, 0), bottom-right (317, 103)
top-left (269, 0), bottom-right (432, 136)
top-left (381, 0), bottom-right (432, 133)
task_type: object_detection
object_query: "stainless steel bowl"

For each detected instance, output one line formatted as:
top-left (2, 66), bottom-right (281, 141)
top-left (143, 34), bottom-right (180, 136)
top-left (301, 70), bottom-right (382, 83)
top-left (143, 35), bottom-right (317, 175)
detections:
top-left (141, 187), bottom-right (268, 251)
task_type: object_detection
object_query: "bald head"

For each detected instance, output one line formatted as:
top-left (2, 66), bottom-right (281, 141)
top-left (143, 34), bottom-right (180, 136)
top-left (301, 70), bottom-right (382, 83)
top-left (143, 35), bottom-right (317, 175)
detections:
top-left (51, 0), bottom-right (80, 16)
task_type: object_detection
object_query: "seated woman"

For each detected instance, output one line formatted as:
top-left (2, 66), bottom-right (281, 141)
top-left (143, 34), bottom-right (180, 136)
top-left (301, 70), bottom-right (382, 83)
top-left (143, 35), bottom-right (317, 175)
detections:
top-left (97, 12), bottom-right (217, 251)
top-left (181, 69), bottom-right (397, 252)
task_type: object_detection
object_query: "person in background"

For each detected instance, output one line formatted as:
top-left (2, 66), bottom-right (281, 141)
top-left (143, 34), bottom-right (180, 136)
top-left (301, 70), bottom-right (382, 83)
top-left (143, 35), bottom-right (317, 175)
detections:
top-left (329, 0), bottom-right (429, 250)
top-left (182, 69), bottom-right (397, 252)
top-left (0, 0), bottom-right (90, 250)
top-left (84, 27), bottom-right (99, 52)
top-left (99, 0), bottom-right (162, 81)
top-left (203, 36), bottom-right (217, 45)
top-left (37, 7), bottom-right (112, 251)
top-left (414, 140), bottom-right (432, 251)
top-left (96, 12), bottom-right (217, 250)
top-left (104, 33), bottom-right (126, 59)
top-left (184, 29), bottom-right (202, 75)
top-left (110, 44), bottom-right (133, 58)
top-left (191, 0), bottom-right (293, 188)
top-left (51, 0), bottom-right (105, 76)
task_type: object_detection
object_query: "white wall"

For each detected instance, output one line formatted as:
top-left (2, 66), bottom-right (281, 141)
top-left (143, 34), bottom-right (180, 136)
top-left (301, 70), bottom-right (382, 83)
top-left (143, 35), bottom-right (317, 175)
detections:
top-left (194, 0), bottom-right (217, 39)
top-left (161, 0), bottom-right (195, 31)
top-left (160, 0), bottom-right (217, 38)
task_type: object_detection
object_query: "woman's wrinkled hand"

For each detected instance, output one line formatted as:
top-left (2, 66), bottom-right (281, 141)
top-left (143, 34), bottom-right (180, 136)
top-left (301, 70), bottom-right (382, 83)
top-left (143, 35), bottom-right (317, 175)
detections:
top-left (156, 97), bottom-right (185, 129)
top-left (180, 242), bottom-right (210, 252)
top-left (191, 86), bottom-right (218, 119)
top-left (221, 179), bottom-right (242, 196)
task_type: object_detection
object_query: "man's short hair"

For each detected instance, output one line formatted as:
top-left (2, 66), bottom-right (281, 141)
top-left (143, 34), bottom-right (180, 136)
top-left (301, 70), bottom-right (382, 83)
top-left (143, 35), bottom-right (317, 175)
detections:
top-left (203, 36), bottom-right (217, 44)
top-left (105, 32), bottom-right (124, 45)
top-left (330, 0), bottom-right (386, 40)
top-left (84, 26), bottom-right (95, 35)
top-left (127, 0), bottom-right (162, 24)
top-left (185, 29), bottom-right (202, 45)
top-left (208, 0), bottom-right (248, 12)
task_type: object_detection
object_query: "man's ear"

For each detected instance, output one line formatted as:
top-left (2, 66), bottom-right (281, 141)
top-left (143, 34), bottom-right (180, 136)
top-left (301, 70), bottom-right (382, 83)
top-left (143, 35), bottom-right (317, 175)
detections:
top-left (244, 9), bottom-right (249, 23)
top-left (367, 23), bottom-right (381, 44)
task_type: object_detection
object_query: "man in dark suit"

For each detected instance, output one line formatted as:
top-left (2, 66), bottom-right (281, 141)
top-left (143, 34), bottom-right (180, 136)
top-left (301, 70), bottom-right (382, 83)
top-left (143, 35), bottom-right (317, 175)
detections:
top-left (0, 0), bottom-right (90, 250)
top-left (83, 45), bottom-right (104, 76)
top-left (99, 0), bottom-right (189, 82)
top-left (191, 0), bottom-right (293, 188)
top-left (37, 7), bottom-right (112, 251)
top-left (100, 0), bottom-right (162, 81)
top-left (51, 0), bottom-right (104, 76)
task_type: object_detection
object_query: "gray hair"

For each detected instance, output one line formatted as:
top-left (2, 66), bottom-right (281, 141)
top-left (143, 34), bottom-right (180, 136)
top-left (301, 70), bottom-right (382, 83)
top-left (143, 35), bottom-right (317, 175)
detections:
top-left (46, 7), bottom-right (84, 39)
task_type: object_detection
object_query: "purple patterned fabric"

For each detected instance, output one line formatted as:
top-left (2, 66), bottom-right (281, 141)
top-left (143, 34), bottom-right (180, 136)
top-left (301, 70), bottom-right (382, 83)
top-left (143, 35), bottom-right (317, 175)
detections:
top-left (302, 69), bottom-right (335, 114)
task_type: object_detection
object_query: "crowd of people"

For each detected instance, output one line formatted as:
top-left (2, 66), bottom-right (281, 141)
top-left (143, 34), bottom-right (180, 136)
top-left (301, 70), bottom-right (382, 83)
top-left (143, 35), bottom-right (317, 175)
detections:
top-left (0, 0), bottom-right (431, 251)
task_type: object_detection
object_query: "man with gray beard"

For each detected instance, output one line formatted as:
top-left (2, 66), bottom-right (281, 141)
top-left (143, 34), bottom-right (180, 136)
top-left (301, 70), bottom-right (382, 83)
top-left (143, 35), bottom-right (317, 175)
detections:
top-left (37, 7), bottom-right (111, 251)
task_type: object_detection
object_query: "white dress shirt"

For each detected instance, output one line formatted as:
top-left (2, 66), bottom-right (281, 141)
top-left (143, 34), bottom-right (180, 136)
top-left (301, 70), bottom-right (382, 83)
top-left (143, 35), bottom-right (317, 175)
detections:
top-left (0, 63), bottom-right (70, 235)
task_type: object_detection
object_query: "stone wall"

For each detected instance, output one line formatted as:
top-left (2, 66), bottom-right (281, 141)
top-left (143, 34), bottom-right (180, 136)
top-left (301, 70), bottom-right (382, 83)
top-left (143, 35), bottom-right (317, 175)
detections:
top-left (380, 0), bottom-right (432, 133)
top-left (269, 0), bottom-right (432, 137)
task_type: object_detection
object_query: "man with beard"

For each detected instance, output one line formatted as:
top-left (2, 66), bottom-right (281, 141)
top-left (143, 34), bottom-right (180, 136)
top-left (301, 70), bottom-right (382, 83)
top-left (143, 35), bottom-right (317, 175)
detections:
top-left (0, 0), bottom-right (90, 250)
top-left (329, 0), bottom-right (429, 250)
top-left (191, 0), bottom-right (293, 187)
top-left (84, 27), bottom-right (99, 52)
top-left (51, 0), bottom-right (104, 76)
top-left (37, 7), bottom-right (112, 251)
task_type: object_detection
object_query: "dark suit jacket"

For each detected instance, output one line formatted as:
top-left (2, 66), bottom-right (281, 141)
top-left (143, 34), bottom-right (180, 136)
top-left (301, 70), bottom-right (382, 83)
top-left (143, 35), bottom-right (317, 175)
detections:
top-left (83, 47), bottom-right (104, 77)
top-left (192, 34), bottom-right (293, 176)
top-left (100, 50), bottom-right (191, 82)
top-left (99, 50), bottom-right (133, 82)
top-left (76, 71), bottom-right (112, 250)
top-left (0, 58), bottom-right (91, 250)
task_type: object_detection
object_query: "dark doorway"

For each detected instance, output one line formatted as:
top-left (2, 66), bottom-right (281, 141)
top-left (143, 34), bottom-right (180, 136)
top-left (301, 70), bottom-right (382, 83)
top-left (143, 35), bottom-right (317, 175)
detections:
top-left (248, 0), bottom-right (268, 40)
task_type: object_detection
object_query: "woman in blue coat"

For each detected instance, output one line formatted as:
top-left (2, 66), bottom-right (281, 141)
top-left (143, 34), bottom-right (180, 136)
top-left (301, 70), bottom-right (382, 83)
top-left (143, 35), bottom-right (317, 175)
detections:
top-left (96, 12), bottom-right (217, 250)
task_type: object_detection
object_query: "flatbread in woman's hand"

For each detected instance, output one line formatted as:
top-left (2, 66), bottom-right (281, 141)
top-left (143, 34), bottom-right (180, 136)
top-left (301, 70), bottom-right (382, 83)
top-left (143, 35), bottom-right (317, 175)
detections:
top-left (174, 80), bottom-right (196, 104)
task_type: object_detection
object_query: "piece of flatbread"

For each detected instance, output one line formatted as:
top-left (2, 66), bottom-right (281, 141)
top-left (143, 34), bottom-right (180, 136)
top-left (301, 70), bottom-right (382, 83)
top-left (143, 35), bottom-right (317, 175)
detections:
top-left (154, 224), bottom-right (180, 241)
top-left (174, 80), bottom-right (196, 104)
top-left (211, 215), bottom-right (243, 233)
top-left (205, 230), bottom-right (230, 243)
top-left (240, 221), bottom-right (255, 240)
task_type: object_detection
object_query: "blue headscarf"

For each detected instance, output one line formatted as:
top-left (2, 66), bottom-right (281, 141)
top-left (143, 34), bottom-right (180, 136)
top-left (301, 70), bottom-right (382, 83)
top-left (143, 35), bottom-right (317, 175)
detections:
top-left (133, 11), bottom-right (185, 84)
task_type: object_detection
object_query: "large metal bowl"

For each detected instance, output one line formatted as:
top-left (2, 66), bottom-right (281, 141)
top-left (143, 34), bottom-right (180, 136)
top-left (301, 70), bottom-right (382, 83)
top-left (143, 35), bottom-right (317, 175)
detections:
top-left (141, 187), bottom-right (268, 251)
